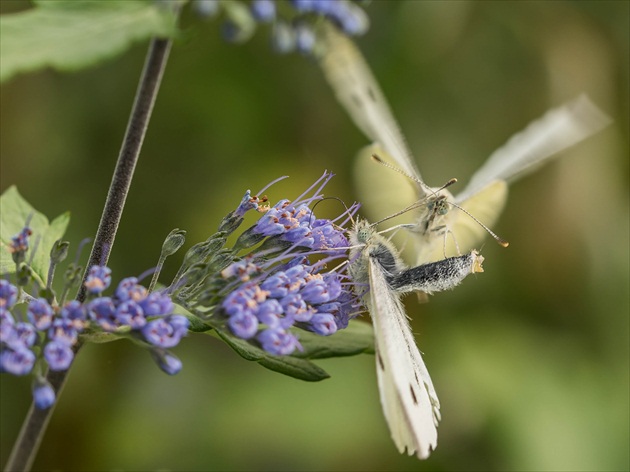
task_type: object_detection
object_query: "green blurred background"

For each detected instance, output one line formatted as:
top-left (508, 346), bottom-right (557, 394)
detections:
top-left (1, 1), bottom-right (628, 470)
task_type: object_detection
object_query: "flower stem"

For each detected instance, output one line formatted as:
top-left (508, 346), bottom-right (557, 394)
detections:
top-left (77, 36), bottom-right (174, 301)
top-left (3, 368), bottom-right (72, 472)
top-left (4, 36), bottom-right (174, 472)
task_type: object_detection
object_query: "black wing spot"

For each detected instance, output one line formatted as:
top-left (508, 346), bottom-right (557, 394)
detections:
top-left (367, 86), bottom-right (376, 102)
top-left (351, 93), bottom-right (364, 109)
top-left (377, 351), bottom-right (385, 371)
top-left (414, 371), bottom-right (419, 385)
top-left (410, 384), bottom-right (418, 405)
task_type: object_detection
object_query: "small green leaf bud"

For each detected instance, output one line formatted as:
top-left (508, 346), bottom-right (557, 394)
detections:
top-left (50, 240), bottom-right (70, 265)
top-left (233, 226), bottom-right (266, 251)
top-left (161, 229), bottom-right (186, 258)
top-left (218, 213), bottom-right (243, 234)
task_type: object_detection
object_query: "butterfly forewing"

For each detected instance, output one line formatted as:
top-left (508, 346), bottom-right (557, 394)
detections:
top-left (319, 24), bottom-right (425, 189)
top-left (354, 144), bottom-right (419, 225)
top-left (367, 255), bottom-right (439, 459)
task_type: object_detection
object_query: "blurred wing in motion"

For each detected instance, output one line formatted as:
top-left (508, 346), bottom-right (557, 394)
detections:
top-left (354, 143), bottom-right (419, 230)
top-left (457, 95), bottom-right (613, 202)
top-left (318, 23), bottom-right (426, 195)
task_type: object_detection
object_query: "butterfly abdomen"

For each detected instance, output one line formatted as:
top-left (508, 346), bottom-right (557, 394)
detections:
top-left (389, 251), bottom-right (484, 294)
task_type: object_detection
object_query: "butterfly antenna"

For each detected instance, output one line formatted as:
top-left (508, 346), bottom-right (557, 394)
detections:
top-left (436, 177), bottom-right (458, 192)
top-left (370, 200), bottom-right (426, 227)
top-left (369, 175), bottom-right (459, 228)
top-left (310, 196), bottom-right (357, 227)
top-left (447, 200), bottom-right (509, 247)
top-left (371, 153), bottom-right (443, 197)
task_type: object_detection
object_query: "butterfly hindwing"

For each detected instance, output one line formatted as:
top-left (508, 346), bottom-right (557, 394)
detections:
top-left (457, 95), bottom-right (612, 202)
top-left (414, 180), bottom-right (509, 264)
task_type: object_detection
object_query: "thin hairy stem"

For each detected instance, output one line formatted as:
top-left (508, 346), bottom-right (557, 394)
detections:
top-left (4, 35), bottom-right (174, 472)
top-left (76, 37), bottom-right (174, 301)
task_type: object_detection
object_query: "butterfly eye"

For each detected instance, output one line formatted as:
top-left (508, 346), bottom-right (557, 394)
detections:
top-left (437, 201), bottom-right (449, 216)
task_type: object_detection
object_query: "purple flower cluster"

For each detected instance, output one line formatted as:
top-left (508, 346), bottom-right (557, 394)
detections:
top-left (207, 171), bottom-right (361, 356)
top-left (1, 264), bottom-right (189, 408)
top-left (249, 172), bottom-right (350, 254)
top-left (194, 0), bottom-right (369, 54)
top-left (8, 226), bottom-right (32, 255)
top-left (234, 190), bottom-right (270, 219)
top-left (221, 258), bottom-right (354, 355)
top-left (86, 273), bottom-right (189, 351)
top-left (256, 204), bottom-right (349, 253)
top-left (287, 0), bottom-right (369, 36)
top-left (7, 225), bottom-right (33, 265)
top-left (1, 278), bottom-right (81, 377)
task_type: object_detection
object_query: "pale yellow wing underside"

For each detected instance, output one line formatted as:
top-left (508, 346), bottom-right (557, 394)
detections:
top-left (413, 180), bottom-right (508, 264)
top-left (354, 144), bottom-right (508, 264)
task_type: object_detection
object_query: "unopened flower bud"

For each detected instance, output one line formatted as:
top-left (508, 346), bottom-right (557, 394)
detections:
top-left (150, 348), bottom-right (183, 375)
top-left (161, 229), bottom-right (186, 258)
top-left (50, 240), bottom-right (70, 265)
top-left (32, 378), bottom-right (56, 410)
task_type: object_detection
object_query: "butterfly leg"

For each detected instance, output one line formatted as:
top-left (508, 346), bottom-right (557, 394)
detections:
top-left (433, 225), bottom-right (461, 258)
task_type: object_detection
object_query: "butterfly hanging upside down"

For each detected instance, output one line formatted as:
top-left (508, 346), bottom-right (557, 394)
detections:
top-left (348, 217), bottom-right (485, 459)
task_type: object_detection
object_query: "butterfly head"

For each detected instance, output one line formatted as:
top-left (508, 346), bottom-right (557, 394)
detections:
top-left (349, 218), bottom-right (375, 246)
top-left (417, 187), bottom-right (456, 234)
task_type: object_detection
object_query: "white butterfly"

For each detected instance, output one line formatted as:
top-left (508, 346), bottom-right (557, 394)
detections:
top-left (318, 24), bottom-right (612, 264)
top-left (348, 218), bottom-right (484, 459)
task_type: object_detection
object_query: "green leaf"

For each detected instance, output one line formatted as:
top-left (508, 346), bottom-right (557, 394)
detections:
top-left (0, 186), bottom-right (70, 283)
top-left (293, 320), bottom-right (375, 360)
top-left (213, 329), bottom-right (330, 382)
top-left (0, 0), bottom-right (178, 83)
top-left (79, 330), bottom-right (127, 344)
top-left (257, 353), bottom-right (330, 382)
top-left (181, 305), bottom-right (372, 381)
